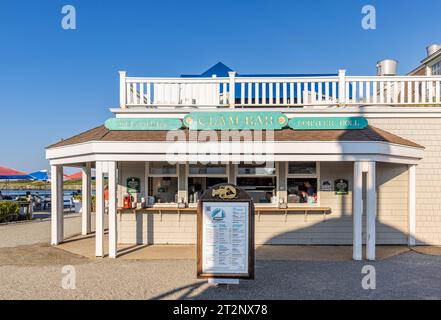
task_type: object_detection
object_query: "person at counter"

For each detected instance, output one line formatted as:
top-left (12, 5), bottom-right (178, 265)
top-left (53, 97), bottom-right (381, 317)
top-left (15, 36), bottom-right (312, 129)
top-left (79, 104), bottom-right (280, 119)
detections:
top-left (287, 180), bottom-right (317, 204)
top-left (304, 181), bottom-right (316, 197)
top-left (298, 181), bottom-right (316, 203)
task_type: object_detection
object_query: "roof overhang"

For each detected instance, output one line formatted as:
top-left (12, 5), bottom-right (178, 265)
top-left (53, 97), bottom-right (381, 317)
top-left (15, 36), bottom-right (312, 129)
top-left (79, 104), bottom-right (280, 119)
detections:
top-left (46, 140), bottom-right (424, 166)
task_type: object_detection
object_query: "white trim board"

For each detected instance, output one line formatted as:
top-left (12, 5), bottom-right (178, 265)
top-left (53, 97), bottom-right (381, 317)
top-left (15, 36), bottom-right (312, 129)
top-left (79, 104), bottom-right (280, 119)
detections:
top-left (46, 140), bottom-right (423, 166)
top-left (110, 106), bottom-right (441, 119)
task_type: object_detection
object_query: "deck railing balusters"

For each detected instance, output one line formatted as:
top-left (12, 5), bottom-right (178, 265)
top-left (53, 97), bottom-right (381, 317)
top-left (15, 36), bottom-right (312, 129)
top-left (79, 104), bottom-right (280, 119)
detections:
top-left (119, 71), bottom-right (441, 108)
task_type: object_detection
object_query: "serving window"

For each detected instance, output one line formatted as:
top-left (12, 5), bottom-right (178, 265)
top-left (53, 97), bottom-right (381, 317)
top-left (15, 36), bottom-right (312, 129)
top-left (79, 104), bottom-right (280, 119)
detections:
top-left (237, 162), bottom-right (276, 176)
top-left (147, 162), bottom-right (178, 204)
top-left (236, 162), bottom-right (277, 204)
top-left (188, 163), bottom-right (228, 203)
top-left (149, 161), bottom-right (177, 175)
top-left (287, 162), bottom-right (319, 205)
top-left (188, 163), bottom-right (227, 176)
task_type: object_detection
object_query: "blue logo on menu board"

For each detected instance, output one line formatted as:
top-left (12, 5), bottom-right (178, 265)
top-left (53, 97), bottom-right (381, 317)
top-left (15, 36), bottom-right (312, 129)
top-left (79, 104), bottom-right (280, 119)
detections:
top-left (210, 208), bottom-right (225, 221)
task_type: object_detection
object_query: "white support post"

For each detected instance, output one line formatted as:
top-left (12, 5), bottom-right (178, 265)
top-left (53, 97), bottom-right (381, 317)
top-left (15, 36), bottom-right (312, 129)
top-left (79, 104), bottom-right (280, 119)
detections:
top-left (338, 69), bottom-right (346, 107)
top-left (51, 165), bottom-right (64, 245)
top-left (108, 162), bottom-right (118, 258)
top-left (95, 161), bottom-right (104, 257)
top-left (353, 161), bottom-right (363, 261)
top-left (408, 164), bottom-right (416, 246)
top-left (366, 161), bottom-right (377, 261)
top-left (81, 163), bottom-right (92, 235)
top-left (228, 71), bottom-right (236, 108)
top-left (119, 71), bottom-right (127, 109)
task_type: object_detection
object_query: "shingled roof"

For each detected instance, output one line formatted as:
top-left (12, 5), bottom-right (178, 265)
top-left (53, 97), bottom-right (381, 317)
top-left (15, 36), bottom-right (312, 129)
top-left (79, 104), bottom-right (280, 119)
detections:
top-left (47, 125), bottom-right (423, 149)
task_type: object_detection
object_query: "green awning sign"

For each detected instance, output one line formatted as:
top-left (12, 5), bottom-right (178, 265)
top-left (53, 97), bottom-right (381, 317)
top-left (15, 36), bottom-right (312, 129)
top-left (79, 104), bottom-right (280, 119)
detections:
top-left (289, 117), bottom-right (368, 130)
top-left (183, 111), bottom-right (288, 130)
top-left (105, 118), bottom-right (182, 131)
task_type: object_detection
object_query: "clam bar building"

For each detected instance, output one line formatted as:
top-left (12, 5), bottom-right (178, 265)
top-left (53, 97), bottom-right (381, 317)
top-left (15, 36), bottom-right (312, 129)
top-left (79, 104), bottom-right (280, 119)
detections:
top-left (46, 59), bottom-right (441, 261)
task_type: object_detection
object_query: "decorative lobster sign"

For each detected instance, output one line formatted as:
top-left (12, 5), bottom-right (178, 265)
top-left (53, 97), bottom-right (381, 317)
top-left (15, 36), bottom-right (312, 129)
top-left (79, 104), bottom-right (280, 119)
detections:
top-left (211, 184), bottom-right (237, 200)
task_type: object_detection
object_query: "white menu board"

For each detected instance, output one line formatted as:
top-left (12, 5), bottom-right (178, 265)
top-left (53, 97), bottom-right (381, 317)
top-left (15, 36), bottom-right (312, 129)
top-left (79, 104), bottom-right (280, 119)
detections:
top-left (202, 202), bottom-right (249, 274)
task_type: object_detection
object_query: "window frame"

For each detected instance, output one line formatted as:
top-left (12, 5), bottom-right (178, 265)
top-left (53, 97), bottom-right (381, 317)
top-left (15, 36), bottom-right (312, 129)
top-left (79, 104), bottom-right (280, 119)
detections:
top-left (235, 162), bottom-right (278, 177)
top-left (431, 60), bottom-right (441, 75)
top-left (147, 161), bottom-right (179, 177)
top-left (186, 163), bottom-right (230, 206)
top-left (286, 161), bottom-right (320, 207)
top-left (145, 162), bottom-right (180, 205)
top-left (187, 162), bottom-right (229, 178)
top-left (235, 163), bottom-right (278, 206)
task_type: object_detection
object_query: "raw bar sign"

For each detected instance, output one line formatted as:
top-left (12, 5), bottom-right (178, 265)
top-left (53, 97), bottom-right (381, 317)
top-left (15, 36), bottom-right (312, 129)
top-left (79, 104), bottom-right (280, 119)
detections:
top-left (289, 117), bottom-right (368, 130)
top-left (184, 111), bottom-right (288, 130)
top-left (105, 118), bottom-right (182, 131)
top-left (197, 184), bottom-right (255, 280)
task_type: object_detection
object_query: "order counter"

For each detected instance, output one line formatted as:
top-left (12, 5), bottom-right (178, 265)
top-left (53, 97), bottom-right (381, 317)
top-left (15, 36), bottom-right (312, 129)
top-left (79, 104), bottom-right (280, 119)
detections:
top-left (117, 206), bottom-right (331, 222)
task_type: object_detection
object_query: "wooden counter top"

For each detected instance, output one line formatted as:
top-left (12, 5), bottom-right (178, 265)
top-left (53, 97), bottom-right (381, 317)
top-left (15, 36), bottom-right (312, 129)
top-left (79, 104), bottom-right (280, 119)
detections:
top-left (118, 206), bottom-right (331, 212)
top-left (118, 207), bottom-right (197, 212)
top-left (117, 206), bottom-right (331, 222)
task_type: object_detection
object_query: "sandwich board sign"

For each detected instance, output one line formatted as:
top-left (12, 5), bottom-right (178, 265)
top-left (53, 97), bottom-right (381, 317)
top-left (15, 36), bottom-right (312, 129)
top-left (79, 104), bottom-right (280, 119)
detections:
top-left (197, 183), bottom-right (255, 283)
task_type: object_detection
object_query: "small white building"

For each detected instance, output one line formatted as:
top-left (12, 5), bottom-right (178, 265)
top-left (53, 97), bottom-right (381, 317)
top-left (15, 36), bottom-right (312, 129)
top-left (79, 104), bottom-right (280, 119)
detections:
top-left (46, 48), bottom-right (441, 260)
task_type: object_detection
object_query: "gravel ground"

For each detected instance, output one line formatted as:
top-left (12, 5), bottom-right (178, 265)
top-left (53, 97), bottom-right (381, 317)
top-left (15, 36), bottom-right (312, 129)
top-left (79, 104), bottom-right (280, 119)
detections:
top-left (1, 217), bottom-right (441, 299)
top-left (1, 245), bottom-right (441, 299)
top-left (0, 214), bottom-right (104, 248)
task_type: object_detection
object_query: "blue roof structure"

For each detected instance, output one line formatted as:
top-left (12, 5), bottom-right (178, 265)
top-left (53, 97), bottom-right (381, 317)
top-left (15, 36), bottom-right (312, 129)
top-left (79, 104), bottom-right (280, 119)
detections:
top-left (181, 62), bottom-right (337, 78)
top-left (180, 62), bottom-right (343, 100)
top-left (29, 170), bottom-right (49, 181)
top-left (181, 62), bottom-right (233, 78)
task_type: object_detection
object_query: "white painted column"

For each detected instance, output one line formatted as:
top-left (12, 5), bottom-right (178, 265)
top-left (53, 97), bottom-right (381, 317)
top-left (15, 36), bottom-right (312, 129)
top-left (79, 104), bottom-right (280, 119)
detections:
top-left (95, 161), bottom-right (104, 257)
top-left (108, 161), bottom-right (118, 258)
top-left (408, 164), bottom-right (416, 246)
top-left (81, 163), bottom-right (92, 235)
top-left (366, 161), bottom-right (377, 261)
top-left (353, 161), bottom-right (363, 261)
top-left (51, 165), bottom-right (64, 245)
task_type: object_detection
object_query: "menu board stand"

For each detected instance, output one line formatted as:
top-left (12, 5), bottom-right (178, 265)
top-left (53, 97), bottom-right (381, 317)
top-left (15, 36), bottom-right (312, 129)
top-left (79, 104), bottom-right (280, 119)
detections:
top-left (197, 184), bottom-right (255, 282)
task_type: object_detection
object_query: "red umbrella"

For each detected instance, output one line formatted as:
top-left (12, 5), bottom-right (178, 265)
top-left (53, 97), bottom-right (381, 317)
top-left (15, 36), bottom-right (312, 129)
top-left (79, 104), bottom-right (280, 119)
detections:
top-left (65, 171), bottom-right (83, 180)
top-left (0, 166), bottom-right (32, 195)
top-left (0, 166), bottom-right (31, 179)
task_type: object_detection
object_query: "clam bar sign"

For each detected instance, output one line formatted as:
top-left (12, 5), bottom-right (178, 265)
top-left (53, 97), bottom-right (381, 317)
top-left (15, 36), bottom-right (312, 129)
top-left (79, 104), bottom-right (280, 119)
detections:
top-left (104, 114), bottom-right (368, 131)
top-left (184, 111), bottom-right (288, 130)
top-left (197, 184), bottom-right (255, 280)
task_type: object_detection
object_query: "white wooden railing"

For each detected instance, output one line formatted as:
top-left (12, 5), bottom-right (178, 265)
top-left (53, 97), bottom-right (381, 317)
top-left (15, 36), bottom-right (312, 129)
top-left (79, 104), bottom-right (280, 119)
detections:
top-left (119, 70), bottom-right (441, 108)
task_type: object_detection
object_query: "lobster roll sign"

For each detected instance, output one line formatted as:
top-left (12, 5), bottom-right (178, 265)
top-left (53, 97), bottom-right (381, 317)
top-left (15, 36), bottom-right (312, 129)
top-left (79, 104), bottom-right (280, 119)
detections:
top-left (197, 183), bottom-right (255, 280)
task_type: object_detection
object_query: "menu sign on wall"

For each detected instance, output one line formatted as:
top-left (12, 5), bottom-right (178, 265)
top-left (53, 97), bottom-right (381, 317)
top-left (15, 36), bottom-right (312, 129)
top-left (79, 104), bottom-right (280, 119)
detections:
top-left (197, 184), bottom-right (255, 279)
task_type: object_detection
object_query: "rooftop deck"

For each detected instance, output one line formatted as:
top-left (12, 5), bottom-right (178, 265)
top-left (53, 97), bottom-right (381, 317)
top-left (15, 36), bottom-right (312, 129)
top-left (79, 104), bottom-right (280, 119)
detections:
top-left (119, 70), bottom-right (441, 109)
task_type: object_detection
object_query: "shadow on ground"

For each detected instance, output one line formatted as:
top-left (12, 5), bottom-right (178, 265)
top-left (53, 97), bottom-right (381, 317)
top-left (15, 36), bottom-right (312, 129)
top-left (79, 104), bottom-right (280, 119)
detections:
top-left (0, 243), bottom-right (89, 267)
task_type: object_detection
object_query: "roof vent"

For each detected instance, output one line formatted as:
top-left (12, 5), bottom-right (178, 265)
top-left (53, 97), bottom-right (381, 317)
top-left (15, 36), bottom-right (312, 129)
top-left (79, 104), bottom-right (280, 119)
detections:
top-left (376, 59), bottom-right (398, 76)
top-left (426, 44), bottom-right (441, 57)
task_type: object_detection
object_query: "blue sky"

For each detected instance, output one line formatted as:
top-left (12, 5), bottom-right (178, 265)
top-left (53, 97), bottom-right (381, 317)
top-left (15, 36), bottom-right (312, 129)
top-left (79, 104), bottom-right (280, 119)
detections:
top-left (0, 0), bottom-right (440, 172)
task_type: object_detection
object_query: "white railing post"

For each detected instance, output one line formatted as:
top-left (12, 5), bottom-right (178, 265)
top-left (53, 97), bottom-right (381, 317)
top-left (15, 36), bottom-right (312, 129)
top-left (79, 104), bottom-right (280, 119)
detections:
top-left (228, 71), bottom-right (236, 108)
top-left (119, 71), bottom-right (127, 109)
top-left (338, 69), bottom-right (346, 107)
